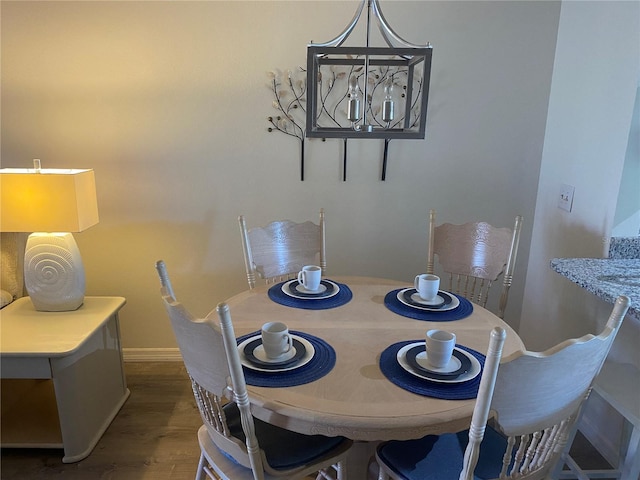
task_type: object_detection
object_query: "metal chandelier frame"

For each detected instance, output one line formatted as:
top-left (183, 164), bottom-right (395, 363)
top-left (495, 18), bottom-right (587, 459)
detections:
top-left (306, 0), bottom-right (433, 141)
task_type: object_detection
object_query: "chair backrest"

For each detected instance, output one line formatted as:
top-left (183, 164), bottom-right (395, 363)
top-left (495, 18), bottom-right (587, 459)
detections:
top-left (487, 295), bottom-right (630, 479)
top-left (427, 209), bottom-right (523, 318)
top-left (460, 327), bottom-right (507, 480)
top-left (239, 209), bottom-right (326, 289)
top-left (155, 260), bottom-right (265, 479)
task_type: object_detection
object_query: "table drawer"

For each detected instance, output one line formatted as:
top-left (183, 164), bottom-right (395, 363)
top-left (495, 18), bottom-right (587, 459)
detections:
top-left (1, 357), bottom-right (52, 378)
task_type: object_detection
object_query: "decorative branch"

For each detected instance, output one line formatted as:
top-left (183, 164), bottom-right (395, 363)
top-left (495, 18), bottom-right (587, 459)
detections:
top-left (267, 69), bottom-right (307, 180)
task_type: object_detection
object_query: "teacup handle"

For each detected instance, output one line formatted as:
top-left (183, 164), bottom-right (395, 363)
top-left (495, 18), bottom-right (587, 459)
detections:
top-left (414, 275), bottom-right (420, 291)
top-left (298, 270), bottom-right (306, 287)
top-left (283, 334), bottom-right (293, 353)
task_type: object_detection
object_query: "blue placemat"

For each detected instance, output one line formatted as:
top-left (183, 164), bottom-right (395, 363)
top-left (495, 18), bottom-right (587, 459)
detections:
top-left (384, 289), bottom-right (473, 321)
top-left (268, 280), bottom-right (353, 310)
top-left (379, 340), bottom-right (485, 400)
top-left (237, 330), bottom-right (336, 387)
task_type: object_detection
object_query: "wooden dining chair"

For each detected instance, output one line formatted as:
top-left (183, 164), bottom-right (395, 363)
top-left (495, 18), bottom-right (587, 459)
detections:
top-left (155, 260), bottom-right (352, 480)
top-left (239, 209), bottom-right (326, 289)
top-left (374, 295), bottom-right (630, 480)
top-left (426, 209), bottom-right (523, 319)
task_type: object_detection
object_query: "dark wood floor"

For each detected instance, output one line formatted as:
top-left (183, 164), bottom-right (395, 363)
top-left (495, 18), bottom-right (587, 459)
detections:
top-left (1, 362), bottom-right (614, 480)
top-left (1, 362), bottom-right (200, 480)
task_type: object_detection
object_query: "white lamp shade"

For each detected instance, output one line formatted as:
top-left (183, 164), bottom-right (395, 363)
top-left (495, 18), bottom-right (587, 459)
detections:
top-left (0, 168), bottom-right (99, 233)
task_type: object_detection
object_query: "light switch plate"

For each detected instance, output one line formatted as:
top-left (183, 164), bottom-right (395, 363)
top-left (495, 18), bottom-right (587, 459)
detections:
top-left (558, 184), bottom-right (575, 212)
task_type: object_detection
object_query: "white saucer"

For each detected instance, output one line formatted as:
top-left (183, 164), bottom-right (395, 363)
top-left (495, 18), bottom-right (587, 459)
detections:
top-left (238, 335), bottom-right (315, 373)
top-left (414, 351), bottom-right (462, 373)
top-left (253, 344), bottom-right (297, 364)
top-left (397, 289), bottom-right (460, 312)
top-left (282, 279), bottom-right (340, 300)
top-left (396, 343), bottom-right (481, 384)
top-left (297, 284), bottom-right (327, 294)
top-left (410, 293), bottom-right (445, 306)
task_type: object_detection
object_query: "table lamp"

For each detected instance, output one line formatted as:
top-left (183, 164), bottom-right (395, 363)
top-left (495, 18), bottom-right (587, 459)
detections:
top-left (0, 160), bottom-right (99, 311)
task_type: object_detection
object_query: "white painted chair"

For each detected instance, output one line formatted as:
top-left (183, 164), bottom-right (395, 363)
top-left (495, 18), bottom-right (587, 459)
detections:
top-left (374, 295), bottom-right (630, 480)
top-left (427, 209), bottom-right (523, 319)
top-left (375, 327), bottom-right (506, 480)
top-left (155, 260), bottom-right (352, 480)
top-left (239, 210), bottom-right (326, 289)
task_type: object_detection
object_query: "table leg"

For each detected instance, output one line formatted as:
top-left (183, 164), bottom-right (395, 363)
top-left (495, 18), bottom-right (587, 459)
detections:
top-left (51, 316), bottom-right (130, 463)
top-left (345, 441), bottom-right (381, 479)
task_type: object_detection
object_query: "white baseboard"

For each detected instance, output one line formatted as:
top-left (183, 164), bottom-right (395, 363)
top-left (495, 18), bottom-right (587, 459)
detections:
top-left (123, 348), bottom-right (182, 362)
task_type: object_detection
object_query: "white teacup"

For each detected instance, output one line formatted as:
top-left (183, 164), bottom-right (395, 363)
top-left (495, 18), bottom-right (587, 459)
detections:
top-left (425, 329), bottom-right (456, 368)
top-left (261, 321), bottom-right (293, 359)
top-left (298, 265), bottom-right (322, 291)
top-left (414, 274), bottom-right (440, 302)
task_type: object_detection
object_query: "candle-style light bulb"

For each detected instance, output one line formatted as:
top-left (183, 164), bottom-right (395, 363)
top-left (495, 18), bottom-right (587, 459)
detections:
top-left (347, 75), bottom-right (361, 124)
top-left (382, 79), bottom-right (394, 125)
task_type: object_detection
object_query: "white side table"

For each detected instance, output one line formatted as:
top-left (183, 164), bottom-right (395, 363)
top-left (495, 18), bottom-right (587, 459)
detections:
top-left (0, 296), bottom-right (130, 463)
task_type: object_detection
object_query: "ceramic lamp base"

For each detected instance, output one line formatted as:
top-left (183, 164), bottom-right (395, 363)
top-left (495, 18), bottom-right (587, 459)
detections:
top-left (24, 232), bottom-right (85, 311)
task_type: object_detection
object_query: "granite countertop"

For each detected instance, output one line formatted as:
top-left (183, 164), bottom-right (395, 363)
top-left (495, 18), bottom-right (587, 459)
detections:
top-left (550, 258), bottom-right (639, 321)
top-left (609, 236), bottom-right (640, 259)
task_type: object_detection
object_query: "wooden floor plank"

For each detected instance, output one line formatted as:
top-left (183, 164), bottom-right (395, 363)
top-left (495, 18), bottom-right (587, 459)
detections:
top-left (1, 362), bottom-right (201, 480)
top-left (0, 362), bottom-right (611, 479)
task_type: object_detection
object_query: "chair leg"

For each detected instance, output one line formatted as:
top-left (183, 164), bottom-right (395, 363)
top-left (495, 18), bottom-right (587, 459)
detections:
top-left (316, 462), bottom-right (346, 480)
top-left (315, 461), bottom-right (346, 480)
top-left (376, 463), bottom-right (390, 480)
top-left (315, 469), bottom-right (332, 480)
top-left (621, 424), bottom-right (640, 480)
top-left (557, 453), bottom-right (593, 480)
top-left (195, 452), bottom-right (206, 480)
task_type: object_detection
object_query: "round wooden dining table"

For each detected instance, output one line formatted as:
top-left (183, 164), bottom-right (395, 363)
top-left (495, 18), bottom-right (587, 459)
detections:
top-left (224, 276), bottom-right (524, 476)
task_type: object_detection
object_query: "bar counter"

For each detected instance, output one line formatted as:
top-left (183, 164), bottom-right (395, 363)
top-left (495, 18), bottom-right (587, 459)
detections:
top-left (550, 257), bottom-right (639, 321)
